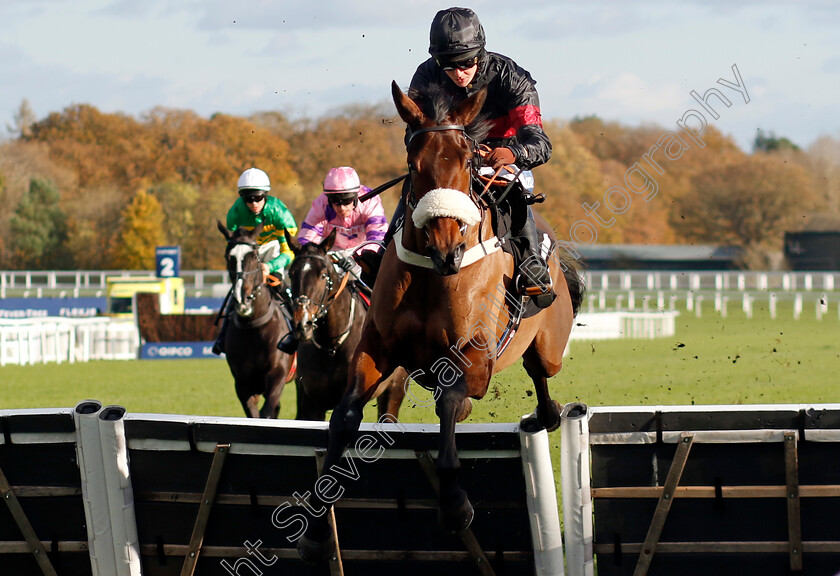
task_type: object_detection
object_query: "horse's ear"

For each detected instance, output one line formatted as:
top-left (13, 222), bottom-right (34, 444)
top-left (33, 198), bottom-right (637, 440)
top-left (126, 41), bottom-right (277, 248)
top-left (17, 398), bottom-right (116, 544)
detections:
top-left (284, 229), bottom-right (301, 255)
top-left (319, 228), bottom-right (338, 253)
top-left (217, 219), bottom-right (232, 240)
top-left (392, 80), bottom-right (424, 129)
top-left (453, 87), bottom-right (487, 126)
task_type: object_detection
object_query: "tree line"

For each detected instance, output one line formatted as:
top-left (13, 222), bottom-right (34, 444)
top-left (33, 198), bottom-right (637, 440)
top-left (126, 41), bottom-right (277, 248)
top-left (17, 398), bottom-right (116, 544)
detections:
top-left (1, 98), bottom-right (838, 271)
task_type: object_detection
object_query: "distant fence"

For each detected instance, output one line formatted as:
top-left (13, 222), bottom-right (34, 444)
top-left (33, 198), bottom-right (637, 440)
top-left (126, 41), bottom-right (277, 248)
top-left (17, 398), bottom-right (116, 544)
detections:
top-left (0, 317), bottom-right (138, 366)
top-left (2, 270), bottom-right (839, 299)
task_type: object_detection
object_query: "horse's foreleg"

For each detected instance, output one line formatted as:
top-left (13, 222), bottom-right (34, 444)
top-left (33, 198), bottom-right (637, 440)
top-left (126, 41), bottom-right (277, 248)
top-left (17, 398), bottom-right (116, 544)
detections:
top-left (241, 393), bottom-right (260, 418)
top-left (522, 346), bottom-right (562, 432)
top-left (260, 372), bottom-right (285, 419)
top-left (376, 367), bottom-right (408, 420)
top-left (434, 375), bottom-right (474, 533)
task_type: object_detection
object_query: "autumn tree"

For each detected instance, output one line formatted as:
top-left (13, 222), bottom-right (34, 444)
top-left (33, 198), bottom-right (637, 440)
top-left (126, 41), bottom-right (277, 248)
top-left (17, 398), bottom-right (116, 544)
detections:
top-left (681, 155), bottom-right (815, 268)
top-left (109, 189), bottom-right (165, 269)
top-left (9, 178), bottom-right (69, 269)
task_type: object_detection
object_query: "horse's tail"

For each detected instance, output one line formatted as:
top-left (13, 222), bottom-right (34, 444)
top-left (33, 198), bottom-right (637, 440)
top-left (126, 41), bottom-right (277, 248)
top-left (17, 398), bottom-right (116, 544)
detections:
top-left (553, 246), bottom-right (587, 317)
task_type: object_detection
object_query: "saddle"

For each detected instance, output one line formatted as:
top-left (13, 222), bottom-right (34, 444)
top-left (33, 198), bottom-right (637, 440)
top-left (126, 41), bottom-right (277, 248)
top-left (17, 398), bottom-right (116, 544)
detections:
top-left (472, 170), bottom-right (545, 321)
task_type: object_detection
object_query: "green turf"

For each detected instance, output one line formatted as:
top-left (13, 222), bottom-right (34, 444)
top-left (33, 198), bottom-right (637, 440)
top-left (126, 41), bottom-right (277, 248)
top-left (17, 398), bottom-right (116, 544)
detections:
top-left (2, 302), bottom-right (838, 417)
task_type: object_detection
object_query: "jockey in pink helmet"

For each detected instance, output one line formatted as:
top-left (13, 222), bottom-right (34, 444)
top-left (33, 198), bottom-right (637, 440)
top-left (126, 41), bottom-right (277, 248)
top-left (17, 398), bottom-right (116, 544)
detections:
top-left (278, 167), bottom-right (388, 354)
top-left (297, 166), bottom-right (388, 270)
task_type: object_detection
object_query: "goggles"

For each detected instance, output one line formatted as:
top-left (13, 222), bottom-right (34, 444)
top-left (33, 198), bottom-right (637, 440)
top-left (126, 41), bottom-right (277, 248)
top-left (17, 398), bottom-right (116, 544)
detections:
top-left (436, 55), bottom-right (479, 71)
top-left (329, 195), bottom-right (356, 207)
top-left (243, 195), bottom-right (266, 204)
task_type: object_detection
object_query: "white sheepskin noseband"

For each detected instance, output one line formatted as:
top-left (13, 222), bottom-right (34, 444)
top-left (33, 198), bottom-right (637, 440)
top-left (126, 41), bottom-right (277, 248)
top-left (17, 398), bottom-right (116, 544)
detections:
top-left (411, 188), bottom-right (481, 229)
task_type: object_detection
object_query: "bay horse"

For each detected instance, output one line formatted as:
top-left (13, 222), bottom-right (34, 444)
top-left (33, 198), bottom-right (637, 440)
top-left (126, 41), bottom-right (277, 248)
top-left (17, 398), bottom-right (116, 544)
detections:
top-left (217, 221), bottom-right (295, 418)
top-left (297, 81), bottom-right (584, 563)
top-left (284, 229), bottom-right (406, 421)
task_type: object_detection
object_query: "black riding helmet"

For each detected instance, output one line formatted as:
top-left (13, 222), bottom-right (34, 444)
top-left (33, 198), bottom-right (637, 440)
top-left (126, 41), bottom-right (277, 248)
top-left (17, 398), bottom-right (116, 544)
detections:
top-left (429, 7), bottom-right (485, 67)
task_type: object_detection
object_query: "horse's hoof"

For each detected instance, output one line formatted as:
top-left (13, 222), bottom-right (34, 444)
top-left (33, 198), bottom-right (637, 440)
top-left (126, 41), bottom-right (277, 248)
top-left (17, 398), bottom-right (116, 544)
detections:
top-left (438, 495), bottom-right (475, 534)
top-left (296, 533), bottom-right (336, 565)
top-left (542, 399), bottom-right (563, 432)
top-left (520, 400), bottom-right (562, 433)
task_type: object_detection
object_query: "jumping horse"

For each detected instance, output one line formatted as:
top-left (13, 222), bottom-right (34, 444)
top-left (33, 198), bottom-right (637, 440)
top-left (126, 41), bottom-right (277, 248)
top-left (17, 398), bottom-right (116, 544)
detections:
top-left (284, 229), bottom-right (406, 421)
top-left (297, 81), bottom-right (584, 562)
top-left (217, 221), bottom-right (295, 418)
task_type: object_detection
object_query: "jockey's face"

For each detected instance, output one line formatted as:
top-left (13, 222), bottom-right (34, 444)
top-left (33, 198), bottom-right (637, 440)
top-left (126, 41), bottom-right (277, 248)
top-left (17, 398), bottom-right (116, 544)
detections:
top-left (244, 195), bottom-right (266, 214)
top-left (444, 63), bottom-right (478, 88)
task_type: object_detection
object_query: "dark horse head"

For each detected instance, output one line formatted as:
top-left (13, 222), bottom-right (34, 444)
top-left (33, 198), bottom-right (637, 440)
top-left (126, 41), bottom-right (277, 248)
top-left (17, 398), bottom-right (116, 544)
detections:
top-left (284, 229), bottom-right (340, 344)
top-left (217, 222), bottom-right (268, 318)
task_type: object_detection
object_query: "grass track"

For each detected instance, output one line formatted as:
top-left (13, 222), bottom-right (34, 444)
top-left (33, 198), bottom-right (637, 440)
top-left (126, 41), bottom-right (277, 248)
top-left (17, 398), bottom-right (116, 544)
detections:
top-left (3, 302), bottom-right (838, 417)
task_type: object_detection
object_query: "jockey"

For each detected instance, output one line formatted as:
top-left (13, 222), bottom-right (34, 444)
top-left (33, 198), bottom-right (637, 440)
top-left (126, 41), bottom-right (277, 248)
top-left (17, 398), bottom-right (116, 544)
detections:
top-left (298, 166), bottom-right (388, 283)
top-left (374, 7), bottom-right (556, 308)
top-left (276, 166), bottom-right (387, 354)
top-left (212, 167), bottom-right (298, 355)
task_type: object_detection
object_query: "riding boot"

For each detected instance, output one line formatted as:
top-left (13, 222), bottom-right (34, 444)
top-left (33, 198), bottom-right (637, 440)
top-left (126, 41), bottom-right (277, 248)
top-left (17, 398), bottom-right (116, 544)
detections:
top-left (516, 206), bottom-right (556, 309)
top-left (276, 314), bottom-right (299, 355)
top-left (212, 316), bottom-right (228, 355)
top-left (212, 297), bottom-right (233, 355)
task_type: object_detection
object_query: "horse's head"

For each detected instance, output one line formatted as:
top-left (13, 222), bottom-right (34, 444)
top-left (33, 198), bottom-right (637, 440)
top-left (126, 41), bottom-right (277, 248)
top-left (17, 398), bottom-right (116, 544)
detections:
top-left (392, 80), bottom-right (487, 276)
top-left (218, 220), bottom-right (266, 317)
top-left (286, 229), bottom-right (338, 343)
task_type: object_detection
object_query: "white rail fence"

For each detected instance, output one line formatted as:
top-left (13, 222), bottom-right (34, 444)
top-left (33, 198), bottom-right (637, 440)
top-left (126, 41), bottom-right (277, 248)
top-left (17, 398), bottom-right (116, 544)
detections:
top-left (0, 317), bottom-right (138, 366)
top-left (2, 270), bottom-right (839, 298)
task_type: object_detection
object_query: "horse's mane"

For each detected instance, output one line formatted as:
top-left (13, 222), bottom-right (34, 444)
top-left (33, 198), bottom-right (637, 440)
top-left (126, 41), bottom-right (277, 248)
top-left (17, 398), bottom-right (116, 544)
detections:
top-left (408, 84), bottom-right (490, 143)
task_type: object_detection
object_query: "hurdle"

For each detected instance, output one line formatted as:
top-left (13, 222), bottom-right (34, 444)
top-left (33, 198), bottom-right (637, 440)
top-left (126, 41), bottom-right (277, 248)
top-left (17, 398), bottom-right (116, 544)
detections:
top-left (1, 403), bottom-right (565, 575)
top-left (560, 403), bottom-right (840, 576)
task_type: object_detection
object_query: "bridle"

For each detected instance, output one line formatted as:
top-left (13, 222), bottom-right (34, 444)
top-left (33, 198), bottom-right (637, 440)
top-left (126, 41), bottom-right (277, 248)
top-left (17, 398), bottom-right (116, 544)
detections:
top-left (283, 252), bottom-right (355, 355)
top-left (397, 123), bottom-right (504, 269)
top-left (226, 239), bottom-right (276, 328)
top-left (404, 123), bottom-right (483, 210)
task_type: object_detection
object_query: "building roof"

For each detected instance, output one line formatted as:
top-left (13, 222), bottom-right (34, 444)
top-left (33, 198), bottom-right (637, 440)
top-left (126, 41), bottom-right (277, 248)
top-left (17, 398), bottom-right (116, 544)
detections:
top-left (577, 244), bottom-right (743, 262)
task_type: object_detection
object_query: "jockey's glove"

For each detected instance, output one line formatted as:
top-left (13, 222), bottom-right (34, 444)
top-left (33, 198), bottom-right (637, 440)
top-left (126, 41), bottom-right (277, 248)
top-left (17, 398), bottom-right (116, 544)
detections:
top-left (485, 147), bottom-right (516, 170)
top-left (335, 256), bottom-right (356, 272)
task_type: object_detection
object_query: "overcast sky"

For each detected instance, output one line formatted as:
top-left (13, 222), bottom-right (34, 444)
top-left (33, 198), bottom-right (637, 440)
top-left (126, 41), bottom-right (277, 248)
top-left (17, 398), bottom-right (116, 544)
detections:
top-left (2, 0), bottom-right (838, 152)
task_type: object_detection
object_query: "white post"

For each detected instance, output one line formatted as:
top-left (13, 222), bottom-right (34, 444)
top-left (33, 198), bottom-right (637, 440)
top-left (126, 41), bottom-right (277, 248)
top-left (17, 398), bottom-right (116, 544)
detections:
top-left (520, 422), bottom-right (565, 576)
top-left (669, 295), bottom-right (678, 311)
top-left (721, 296), bottom-right (728, 318)
top-left (657, 291), bottom-right (665, 311)
top-left (769, 293), bottom-right (777, 319)
top-left (75, 401), bottom-right (116, 576)
top-left (714, 292), bottom-right (722, 313)
top-left (669, 274), bottom-right (678, 290)
top-left (738, 274), bottom-right (745, 291)
top-left (615, 295), bottom-right (625, 310)
top-left (559, 403), bottom-right (594, 576)
top-left (686, 291), bottom-right (694, 311)
top-left (647, 274), bottom-right (655, 290)
top-left (98, 406), bottom-right (142, 576)
top-left (598, 291), bottom-right (606, 310)
top-left (695, 295), bottom-right (703, 318)
top-left (628, 291), bottom-right (636, 310)
top-left (759, 274), bottom-right (768, 291)
top-left (715, 274), bottom-right (723, 291)
top-left (783, 274), bottom-right (792, 291)
top-left (826, 274), bottom-right (835, 292)
top-left (794, 293), bottom-right (803, 320)
top-left (805, 274), bottom-right (813, 291)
